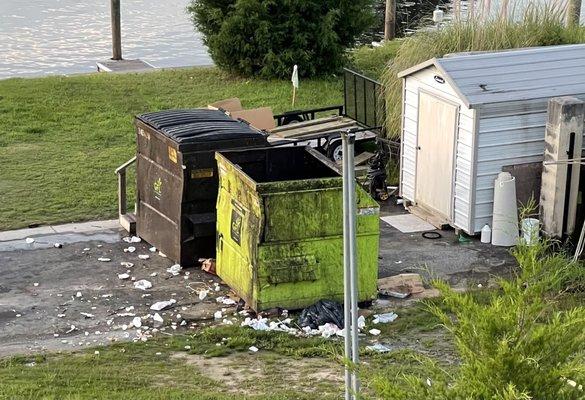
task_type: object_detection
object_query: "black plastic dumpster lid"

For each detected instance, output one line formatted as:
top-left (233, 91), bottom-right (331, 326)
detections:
top-left (136, 109), bottom-right (264, 144)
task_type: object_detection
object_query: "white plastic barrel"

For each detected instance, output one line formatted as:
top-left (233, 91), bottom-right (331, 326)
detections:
top-left (521, 218), bottom-right (540, 245)
top-left (492, 172), bottom-right (519, 246)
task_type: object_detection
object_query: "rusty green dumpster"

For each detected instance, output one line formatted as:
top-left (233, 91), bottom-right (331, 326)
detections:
top-left (215, 146), bottom-right (379, 311)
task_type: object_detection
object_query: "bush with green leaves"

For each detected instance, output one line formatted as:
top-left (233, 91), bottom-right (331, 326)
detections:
top-left (371, 241), bottom-right (585, 399)
top-left (188, 0), bottom-right (375, 78)
top-left (381, 4), bottom-right (585, 138)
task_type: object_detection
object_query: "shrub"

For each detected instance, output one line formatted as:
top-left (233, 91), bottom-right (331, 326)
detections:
top-left (371, 241), bottom-right (585, 399)
top-left (188, 0), bottom-right (376, 78)
top-left (381, 3), bottom-right (585, 138)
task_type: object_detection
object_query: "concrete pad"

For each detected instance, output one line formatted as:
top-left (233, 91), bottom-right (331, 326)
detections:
top-left (381, 214), bottom-right (436, 233)
top-left (0, 219), bottom-right (119, 242)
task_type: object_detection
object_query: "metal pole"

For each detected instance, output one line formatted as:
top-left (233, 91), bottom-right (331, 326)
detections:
top-left (347, 131), bottom-right (360, 396)
top-left (341, 133), bottom-right (352, 400)
top-left (111, 0), bottom-right (122, 60)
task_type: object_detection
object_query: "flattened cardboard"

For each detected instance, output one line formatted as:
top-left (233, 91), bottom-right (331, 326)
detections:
top-left (208, 97), bottom-right (243, 112)
top-left (230, 107), bottom-right (276, 131)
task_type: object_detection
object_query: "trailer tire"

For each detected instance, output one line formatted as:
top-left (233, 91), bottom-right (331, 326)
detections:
top-left (327, 140), bottom-right (343, 162)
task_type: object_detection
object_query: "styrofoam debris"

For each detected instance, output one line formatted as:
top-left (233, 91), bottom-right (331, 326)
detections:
top-left (83, 248), bottom-right (90, 251)
top-left (124, 246), bottom-right (136, 253)
top-left (366, 343), bottom-right (392, 353)
top-left (134, 279), bottom-right (152, 290)
top-left (94, 350), bottom-right (100, 355)
top-left (97, 257), bottom-right (111, 262)
top-left (25, 237), bottom-right (35, 244)
top-left (149, 246), bottom-right (157, 252)
top-left (101, 294), bottom-right (113, 298)
top-left (357, 315), bottom-right (366, 329)
top-left (241, 317), bottom-right (269, 331)
top-left (249, 346), bottom-right (259, 352)
top-left (152, 313), bottom-right (164, 325)
top-left (54, 243), bottom-right (63, 248)
top-left (166, 264), bottom-right (182, 276)
top-left (80, 312), bottom-right (94, 318)
top-left (215, 296), bottom-right (237, 305)
top-left (214, 311), bottom-right (223, 319)
top-left (120, 261), bottom-right (134, 268)
top-left (33, 282), bottom-right (39, 287)
top-left (118, 273), bottom-right (130, 280)
top-left (123, 236), bottom-right (141, 243)
top-left (150, 272), bottom-right (157, 277)
top-left (150, 299), bottom-right (176, 311)
top-left (369, 328), bottom-right (381, 336)
top-left (158, 252), bottom-right (167, 258)
top-left (198, 290), bottom-right (208, 300)
top-left (319, 323), bottom-right (341, 338)
top-left (373, 312), bottom-right (398, 324)
top-left (138, 254), bottom-right (150, 260)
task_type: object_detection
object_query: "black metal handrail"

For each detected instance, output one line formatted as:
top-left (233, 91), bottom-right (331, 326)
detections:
top-left (343, 68), bottom-right (385, 132)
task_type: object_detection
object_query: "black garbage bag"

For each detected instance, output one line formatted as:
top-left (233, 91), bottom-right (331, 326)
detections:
top-left (298, 300), bottom-right (344, 329)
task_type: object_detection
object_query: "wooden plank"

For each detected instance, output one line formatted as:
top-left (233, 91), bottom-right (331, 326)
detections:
top-left (354, 151), bottom-right (374, 166)
top-left (274, 119), bottom-right (356, 138)
top-left (271, 115), bottom-right (343, 133)
top-left (407, 205), bottom-right (450, 230)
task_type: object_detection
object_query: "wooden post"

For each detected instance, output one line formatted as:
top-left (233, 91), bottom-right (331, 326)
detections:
top-left (567, 0), bottom-right (582, 26)
top-left (540, 97), bottom-right (584, 237)
top-left (111, 0), bottom-right (122, 60)
top-left (384, 0), bottom-right (396, 41)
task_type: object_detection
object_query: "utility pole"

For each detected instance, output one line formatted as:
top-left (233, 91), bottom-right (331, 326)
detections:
top-left (111, 0), bottom-right (122, 60)
top-left (567, 0), bottom-right (582, 26)
top-left (384, 0), bottom-right (396, 41)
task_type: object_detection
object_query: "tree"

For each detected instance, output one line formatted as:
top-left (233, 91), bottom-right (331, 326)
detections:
top-left (188, 0), bottom-right (375, 78)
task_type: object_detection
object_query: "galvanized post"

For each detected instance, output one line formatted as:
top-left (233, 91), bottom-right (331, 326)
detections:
top-left (347, 131), bottom-right (360, 396)
top-left (341, 133), bottom-right (352, 400)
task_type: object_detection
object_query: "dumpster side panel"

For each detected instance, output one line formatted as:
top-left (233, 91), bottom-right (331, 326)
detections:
top-left (215, 154), bottom-right (264, 309)
top-left (255, 232), bottom-right (379, 310)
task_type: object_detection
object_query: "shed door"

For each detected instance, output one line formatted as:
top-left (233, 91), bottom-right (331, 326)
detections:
top-left (415, 92), bottom-right (458, 219)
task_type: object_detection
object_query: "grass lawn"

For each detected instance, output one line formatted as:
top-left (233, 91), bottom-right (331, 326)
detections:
top-left (0, 68), bottom-right (342, 231)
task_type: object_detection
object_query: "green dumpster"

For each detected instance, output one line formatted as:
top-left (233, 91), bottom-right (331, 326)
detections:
top-left (215, 146), bottom-right (379, 311)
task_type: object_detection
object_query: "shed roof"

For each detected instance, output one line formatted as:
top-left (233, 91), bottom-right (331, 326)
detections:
top-left (398, 44), bottom-right (585, 108)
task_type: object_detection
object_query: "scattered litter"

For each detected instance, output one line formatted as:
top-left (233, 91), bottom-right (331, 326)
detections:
top-left (200, 258), bottom-right (216, 275)
top-left (166, 264), bottom-right (182, 276)
top-left (150, 299), bottom-right (176, 311)
top-left (66, 325), bottom-right (76, 334)
top-left (152, 313), bottom-right (164, 325)
top-left (80, 312), bottom-right (94, 319)
top-left (33, 282), bottom-right (39, 287)
top-left (158, 251), bottom-right (167, 258)
top-left (149, 246), bottom-right (157, 252)
top-left (120, 261), bottom-right (134, 268)
top-left (241, 317), bottom-right (270, 331)
top-left (198, 290), bottom-right (208, 300)
top-left (319, 323), bottom-right (342, 338)
top-left (101, 294), bottom-right (113, 298)
top-left (53, 333), bottom-right (59, 337)
top-left (118, 273), bottom-right (130, 280)
top-left (94, 351), bottom-right (100, 355)
top-left (150, 272), bottom-right (157, 277)
top-left (83, 248), bottom-right (90, 251)
top-left (138, 255), bottom-right (150, 260)
top-left (57, 313), bottom-right (66, 318)
top-left (134, 280), bottom-right (152, 290)
top-left (373, 312), bottom-right (398, 324)
top-left (25, 237), bottom-right (35, 244)
top-left (76, 291), bottom-right (82, 298)
top-left (248, 346), bottom-right (259, 352)
top-left (216, 296), bottom-right (237, 306)
top-left (214, 311), bottom-right (223, 319)
top-left (54, 243), bottom-right (63, 248)
top-left (298, 300), bottom-right (344, 329)
top-left (366, 343), bottom-right (392, 353)
top-left (97, 257), bottom-right (111, 262)
top-left (124, 246), bottom-right (136, 253)
top-left (357, 315), bottom-right (366, 329)
top-left (123, 236), bottom-right (141, 243)
top-left (369, 328), bottom-right (381, 336)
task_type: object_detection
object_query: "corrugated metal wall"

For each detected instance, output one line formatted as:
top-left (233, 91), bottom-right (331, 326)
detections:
top-left (401, 66), bottom-right (475, 232)
top-left (473, 95), bottom-right (585, 233)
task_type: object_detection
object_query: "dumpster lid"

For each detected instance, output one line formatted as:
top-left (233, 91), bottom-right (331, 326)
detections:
top-left (136, 109), bottom-right (264, 144)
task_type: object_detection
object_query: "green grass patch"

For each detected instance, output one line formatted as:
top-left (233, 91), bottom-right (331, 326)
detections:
top-left (0, 67), bottom-right (341, 230)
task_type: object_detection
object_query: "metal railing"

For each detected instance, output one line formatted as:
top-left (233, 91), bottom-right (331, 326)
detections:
top-left (343, 68), bottom-right (385, 131)
top-left (115, 156), bottom-right (136, 221)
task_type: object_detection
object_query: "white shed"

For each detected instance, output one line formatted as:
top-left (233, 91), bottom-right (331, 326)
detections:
top-left (398, 44), bottom-right (585, 234)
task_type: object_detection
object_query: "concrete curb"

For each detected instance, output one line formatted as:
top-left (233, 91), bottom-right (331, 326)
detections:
top-left (0, 220), bottom-right (120, 242)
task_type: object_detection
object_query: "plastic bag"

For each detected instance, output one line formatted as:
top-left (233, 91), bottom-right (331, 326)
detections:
top-left (298, 300), bottom-right (344, 329)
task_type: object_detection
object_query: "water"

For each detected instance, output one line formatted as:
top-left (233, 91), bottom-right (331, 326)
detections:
top-left (0, 0), bottom-right (212, 79)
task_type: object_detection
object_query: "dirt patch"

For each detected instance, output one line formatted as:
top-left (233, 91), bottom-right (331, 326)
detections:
top-left (172, 352), bottom-right (343, 395)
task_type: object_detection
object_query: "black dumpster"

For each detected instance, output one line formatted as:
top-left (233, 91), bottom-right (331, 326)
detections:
top-left (134, 109), bottom-right (268, 266)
